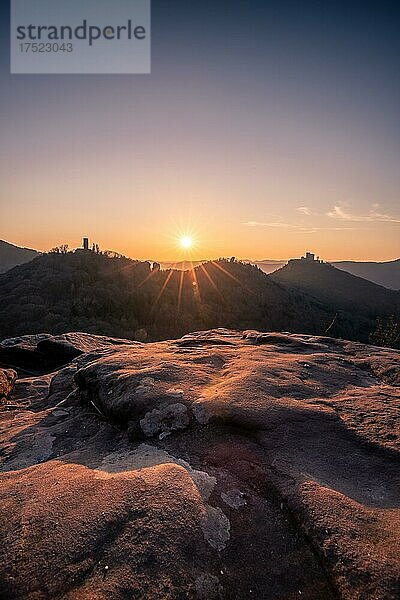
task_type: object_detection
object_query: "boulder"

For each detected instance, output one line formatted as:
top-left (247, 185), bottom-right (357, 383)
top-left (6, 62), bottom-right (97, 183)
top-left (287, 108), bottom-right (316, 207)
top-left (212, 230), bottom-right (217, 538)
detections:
top-left (0, 461), bottom-right (207, 599)
top-left (0, 332), bottom-right (138, 374)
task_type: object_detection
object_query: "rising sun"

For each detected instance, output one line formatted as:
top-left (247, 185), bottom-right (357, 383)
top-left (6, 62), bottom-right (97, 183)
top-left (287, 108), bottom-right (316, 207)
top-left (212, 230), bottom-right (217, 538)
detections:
top-left (179, 235), bottom-right (193, 249)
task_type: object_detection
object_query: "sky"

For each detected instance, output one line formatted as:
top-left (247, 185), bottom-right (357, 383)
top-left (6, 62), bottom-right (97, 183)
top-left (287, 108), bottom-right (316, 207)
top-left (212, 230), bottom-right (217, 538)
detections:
top-left (0, 0), bottom-right (400, 261)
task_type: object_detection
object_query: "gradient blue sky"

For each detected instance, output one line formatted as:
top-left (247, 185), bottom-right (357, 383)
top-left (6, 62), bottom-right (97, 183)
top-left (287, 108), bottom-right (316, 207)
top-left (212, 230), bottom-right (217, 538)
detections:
top-left (1, 0), bottom-right (399, 260)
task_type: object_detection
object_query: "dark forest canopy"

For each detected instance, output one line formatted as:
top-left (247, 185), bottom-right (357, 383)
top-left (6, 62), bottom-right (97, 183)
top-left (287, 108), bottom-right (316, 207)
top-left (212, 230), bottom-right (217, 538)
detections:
top-left (0, 251), bottom-right (398, 345)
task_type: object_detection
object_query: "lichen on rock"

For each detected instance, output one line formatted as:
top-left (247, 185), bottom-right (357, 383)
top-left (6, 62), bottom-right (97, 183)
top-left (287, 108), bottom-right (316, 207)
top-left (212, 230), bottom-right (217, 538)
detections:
top-left (200, 505), bottom-right (231, 551)
top-left (195, 573), bottom-right (223, 599)
top-left (140, 402), bottom-right (190, 437)
top-left (221, 489), bottom-right (246, 509)
top-left (192, 400), bottom-right (212, 425)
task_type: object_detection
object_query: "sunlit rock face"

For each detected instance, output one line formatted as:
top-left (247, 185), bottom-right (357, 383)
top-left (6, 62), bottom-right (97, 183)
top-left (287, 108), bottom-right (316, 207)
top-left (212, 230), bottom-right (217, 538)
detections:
top-left (0, 329), bottom-right (399, 600)
top-left (0, 368), bottom-right (17, 403)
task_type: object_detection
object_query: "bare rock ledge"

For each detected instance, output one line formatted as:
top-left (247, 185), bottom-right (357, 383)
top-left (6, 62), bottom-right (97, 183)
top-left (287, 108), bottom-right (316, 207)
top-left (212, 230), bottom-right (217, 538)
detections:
top-left (0, 329), bottom-right (399, 599)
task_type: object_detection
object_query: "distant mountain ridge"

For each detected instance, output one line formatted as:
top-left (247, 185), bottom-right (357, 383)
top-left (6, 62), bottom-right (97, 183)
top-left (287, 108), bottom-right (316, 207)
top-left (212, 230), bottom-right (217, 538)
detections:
top-left (332, 259), bottom-right (400, 290)
top-left (161, 257), bottom-right (400, 289)
top-left (159, 260), bottom-right (206, 271)
top-left (0, 240), bottom-right (40, 274)
top-left (1, 240), bottom-right (399, 290)
top-left (250, 260), bottom-right (287, 274)
top-left (252, 258), bottom-right (400, 289)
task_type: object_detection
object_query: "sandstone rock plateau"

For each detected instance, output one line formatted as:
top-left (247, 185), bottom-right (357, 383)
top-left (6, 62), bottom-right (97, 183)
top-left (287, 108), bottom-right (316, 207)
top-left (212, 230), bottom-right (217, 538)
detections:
top-left (0, 330), bottom-right (399, 599)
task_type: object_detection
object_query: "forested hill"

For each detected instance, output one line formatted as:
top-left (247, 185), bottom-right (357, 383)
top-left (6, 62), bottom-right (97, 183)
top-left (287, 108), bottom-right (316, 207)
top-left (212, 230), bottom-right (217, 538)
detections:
top-left (272, 259), bottom-right (400, 342)
top-left (1, 251), bottom-right (397, 343)
top-left (0, 251), bottom-right (335, 341)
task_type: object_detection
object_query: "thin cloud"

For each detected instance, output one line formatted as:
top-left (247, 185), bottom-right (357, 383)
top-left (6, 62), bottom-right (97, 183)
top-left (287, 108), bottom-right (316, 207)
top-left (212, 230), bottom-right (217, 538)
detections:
top-left (242, 221), bottom-right (355, 232)
top-left (327, 204), bottom-right (400, 223)
top-left (243, 221), bottom-right (303, 229)
top-left (297, 206), bottom-right (311, 215)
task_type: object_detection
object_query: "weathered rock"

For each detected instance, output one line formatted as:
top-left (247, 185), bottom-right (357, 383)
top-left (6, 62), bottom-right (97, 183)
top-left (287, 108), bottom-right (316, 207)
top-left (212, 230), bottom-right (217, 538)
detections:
top-left (0, 332), bottom-right (138, 374)
top-left (200, 505), bottom-right (231, 551)
top-left (140, 403), bottom-right (190, 437)
top-left (176, 329), bottom-right (240, 347)
top-left (99, 444), bottom-right (217, 501)
top-left (0, 368), bottom-right (17, 403)
top-left (195, 574), bottom-right (223, 599)
top-left (0, 461), bottom-right (207, 599)
top-left (192, 400), bottom-right (212, 425)
top-left (221, 489), bottom-right (246, 509)
top-left (0, 329), bottom-right (399, 599)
